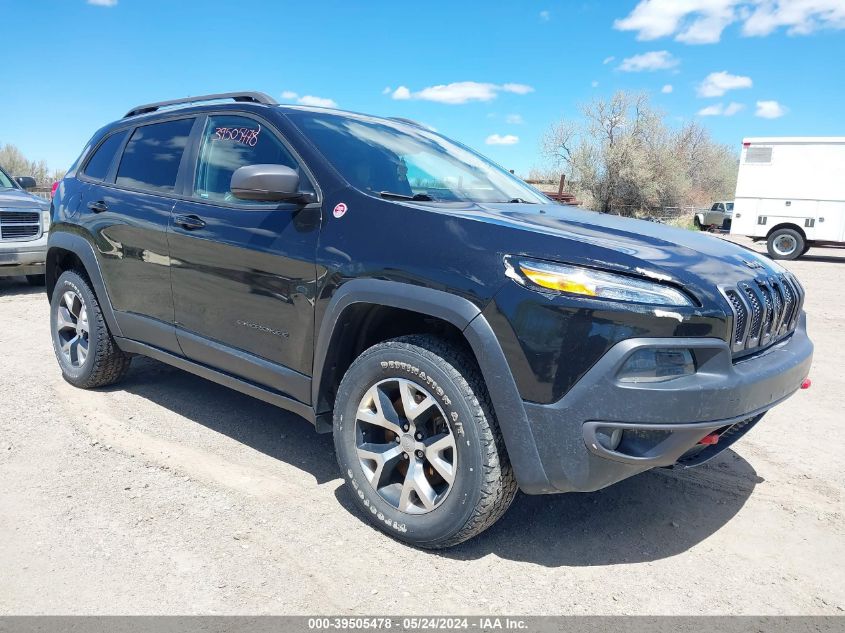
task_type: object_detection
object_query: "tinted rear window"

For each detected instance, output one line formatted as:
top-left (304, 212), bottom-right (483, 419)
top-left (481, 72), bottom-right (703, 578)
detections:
top-left (83, 130), bottom-right (127, 181)
top-left (116, 118), bottom-right (194, 193)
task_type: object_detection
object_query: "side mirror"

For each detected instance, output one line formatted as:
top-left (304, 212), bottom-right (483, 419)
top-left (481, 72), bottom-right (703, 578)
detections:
top-left (231, 164), bottom-right (302, 202)
top-left (16, 176), bottom-right (37, 190)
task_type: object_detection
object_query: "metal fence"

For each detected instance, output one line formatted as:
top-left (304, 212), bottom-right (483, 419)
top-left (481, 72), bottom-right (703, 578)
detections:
top-left (28, 187), bottom-right (53, 201)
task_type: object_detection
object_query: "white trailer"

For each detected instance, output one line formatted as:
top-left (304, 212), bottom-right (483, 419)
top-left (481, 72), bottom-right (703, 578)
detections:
top-left (730, 137), bottom-right (845, 259)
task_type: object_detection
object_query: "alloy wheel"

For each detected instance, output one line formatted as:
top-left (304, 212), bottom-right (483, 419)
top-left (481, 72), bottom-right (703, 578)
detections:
top-left (55, 290), bottom-right (89, 367)
top-left (354, 378), bottom-right (457, 514)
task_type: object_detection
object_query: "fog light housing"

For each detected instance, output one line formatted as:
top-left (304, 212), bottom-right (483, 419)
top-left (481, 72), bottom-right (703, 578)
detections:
top-left (596, 428), bottom-right (623, 451)
top-left (618, 348), bottom-right (695, 383)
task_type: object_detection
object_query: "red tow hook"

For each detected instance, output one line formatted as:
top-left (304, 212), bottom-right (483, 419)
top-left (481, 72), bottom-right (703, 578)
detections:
top-left (698, 433), bottom-right (720, 446)
top-left (801, 378), bottom-right (812, 390)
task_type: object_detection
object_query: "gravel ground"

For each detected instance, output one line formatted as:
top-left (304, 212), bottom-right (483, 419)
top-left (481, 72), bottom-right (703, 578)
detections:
top-left (0, 235), bottom-right (843, 615)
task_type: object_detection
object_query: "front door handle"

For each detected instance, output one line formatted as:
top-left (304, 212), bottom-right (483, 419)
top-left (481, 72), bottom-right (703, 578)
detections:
top-left (174, 214), bottom-right (206, 230)
top-left (87, 200), bottom-right (108, 213)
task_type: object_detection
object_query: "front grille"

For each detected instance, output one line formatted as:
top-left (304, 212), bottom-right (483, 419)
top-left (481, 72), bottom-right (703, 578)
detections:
top-left (0, 209), bottom-right (41, 241)
top-left (722, 274), bottom-right (804, 357)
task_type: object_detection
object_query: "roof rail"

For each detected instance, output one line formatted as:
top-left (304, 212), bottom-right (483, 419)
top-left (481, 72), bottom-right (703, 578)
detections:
top-left (124, 91), bottom-right (278, 118)
top-left (388, 117), bottom-right (425, 128)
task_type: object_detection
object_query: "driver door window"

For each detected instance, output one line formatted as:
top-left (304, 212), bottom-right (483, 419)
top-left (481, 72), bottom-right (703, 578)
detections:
top-left (193, 114), bottom-right (310, 204)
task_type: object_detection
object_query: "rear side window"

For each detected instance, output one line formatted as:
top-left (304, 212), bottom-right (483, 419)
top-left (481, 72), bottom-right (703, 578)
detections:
top-left (116, 118), bottom-right (194, 193)
top-left (83, 130), bottom-right (127, 181)
top-left (193, 114), bottom-right (311, 204)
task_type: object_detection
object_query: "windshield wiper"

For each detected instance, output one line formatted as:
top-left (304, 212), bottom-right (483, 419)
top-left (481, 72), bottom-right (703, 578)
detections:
top-left (379, 191), bottom-right (436, 202)
top-left (507, 198), bottom-right (536, 204)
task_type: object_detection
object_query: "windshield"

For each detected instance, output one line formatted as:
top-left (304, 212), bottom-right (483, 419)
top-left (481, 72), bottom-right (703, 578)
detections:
top-left (287, 111), bottom-right (548, 204)
top-left (0, 166), bottom-right (17, 189)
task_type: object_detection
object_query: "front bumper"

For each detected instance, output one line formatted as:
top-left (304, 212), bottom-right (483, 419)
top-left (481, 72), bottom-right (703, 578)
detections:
top-left (0, 233), bottom-right (48, 277)
top-left (518, 313), bottom-right (813, 494)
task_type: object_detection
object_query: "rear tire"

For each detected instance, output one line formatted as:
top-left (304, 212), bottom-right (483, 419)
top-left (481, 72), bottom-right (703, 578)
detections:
top-left (26, 274), bottom-right (45, 286)
top-left (333, 335), bottom-right (517, 548)
top-left (50, 270), bottom-right (132, 388)
top-left (767, 228), bottom-right (805, 260)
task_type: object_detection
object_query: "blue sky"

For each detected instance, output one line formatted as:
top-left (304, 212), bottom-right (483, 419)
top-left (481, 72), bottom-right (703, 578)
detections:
top-left (1, 0), bottom-right (843, 175)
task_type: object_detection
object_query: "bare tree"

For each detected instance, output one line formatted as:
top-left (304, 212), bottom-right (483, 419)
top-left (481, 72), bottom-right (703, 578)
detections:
top-left (540, 91), bottom-right (738, 214)
top-left (0, 144), bottom-right (65, 185)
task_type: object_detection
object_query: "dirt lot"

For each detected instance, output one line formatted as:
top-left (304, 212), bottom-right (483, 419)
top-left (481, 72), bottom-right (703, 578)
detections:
top-left (0, 236), bottom-right (843, 615)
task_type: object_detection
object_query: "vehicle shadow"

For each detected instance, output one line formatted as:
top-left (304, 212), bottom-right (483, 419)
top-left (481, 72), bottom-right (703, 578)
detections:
top-left (113, 357), bottom-right (339, 485)
top-left (736, 243), bottom-right (845, 264)
top-left (433, 450), bottom-right (761, 567)
top-left (0, 277), bottom-right (45, 297)
top-left (114, 357), bottom-right (760, 567)
top-left (798, 253), bottom-right (845, 264)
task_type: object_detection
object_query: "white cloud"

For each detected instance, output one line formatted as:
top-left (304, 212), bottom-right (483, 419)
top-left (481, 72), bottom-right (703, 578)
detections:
top-left (744, 0), bottom-right (845, 35)
top-left (697, 101), bottom-right (745, 116)
top-left (485, 134), bottom-right (520, 146)
top-left (539, 10), bottom-right (550, 21)
top-left (614, 0), bottom-right (845, 44)
top-left (697, 70), bottom-right (752, 97)
top-left (591, 80), bottom-right (600, 88)
top-left (697, 104), bottom-right (725, 116)
top-left (391, 81), bottom-right (534, 105)
top-left (296, 95), bottom-right (338, 108)
top-left (87, 0), bottom-right (117, 5)
top-left (661, 84), bottom-right (674, 93)
top-left (755, 100), bottom-right (788, 118)
top-left (280, 91), bottom-right (298, 100)
top-left (391, 86), bottom-right (411, 100)
top-left (618, 50), bottom-right (679, 72)
top-left (502, 83), bottom-right (534, 95)
top-left (602, 56), bottom-right (616, 64)
top-left (505, 114), bottom-right (524, 124)
top-left (382, 86), bottom-right (392, 95)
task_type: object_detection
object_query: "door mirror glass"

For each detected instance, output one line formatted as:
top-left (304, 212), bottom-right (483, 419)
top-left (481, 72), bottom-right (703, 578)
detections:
top-left (231, 164), bottom-right (301, 201)
top-left (15, 176), bottom-right (37, 190)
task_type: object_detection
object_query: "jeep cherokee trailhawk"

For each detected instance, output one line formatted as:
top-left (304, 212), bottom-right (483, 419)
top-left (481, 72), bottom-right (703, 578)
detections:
top-left (46, 92), bottom-right (813, 548)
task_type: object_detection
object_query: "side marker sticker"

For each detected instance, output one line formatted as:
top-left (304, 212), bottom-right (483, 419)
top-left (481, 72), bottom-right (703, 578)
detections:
top-left (333, 202), bottom-right (348, 218)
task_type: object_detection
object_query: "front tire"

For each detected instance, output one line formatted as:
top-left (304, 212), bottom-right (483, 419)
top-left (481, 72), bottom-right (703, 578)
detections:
top-left (767, 228), bottom-right (805, 260)
top-left (50, 269), bottom-right (131, 388)
top-left (333, 335), bottom-right (517, 548)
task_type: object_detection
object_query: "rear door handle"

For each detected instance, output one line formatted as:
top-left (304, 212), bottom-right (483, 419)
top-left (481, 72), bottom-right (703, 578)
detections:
top-left (174, 214), bottom-right (206, 230)
top-left (87, 200), bottom-right (108, 213)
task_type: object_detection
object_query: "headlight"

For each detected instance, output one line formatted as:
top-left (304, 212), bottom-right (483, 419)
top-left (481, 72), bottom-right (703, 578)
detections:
top-left (510, 258), bottom-right (693, 307)
top-left (41, 209), bottom-right (51, 232)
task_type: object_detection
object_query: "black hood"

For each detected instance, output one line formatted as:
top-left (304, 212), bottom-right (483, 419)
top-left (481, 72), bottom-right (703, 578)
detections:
top-left (459, 202), bottom-right (785, 301)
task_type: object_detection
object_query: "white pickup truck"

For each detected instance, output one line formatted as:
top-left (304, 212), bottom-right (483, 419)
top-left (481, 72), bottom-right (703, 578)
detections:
top-left (695, 201), bottom-right (733, 231)
top-left (0, 165), bottom-right (50, 285)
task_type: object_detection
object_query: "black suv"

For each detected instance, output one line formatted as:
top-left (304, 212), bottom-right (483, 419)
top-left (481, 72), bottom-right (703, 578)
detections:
top-left (47, 92), bottom-right (813, 548)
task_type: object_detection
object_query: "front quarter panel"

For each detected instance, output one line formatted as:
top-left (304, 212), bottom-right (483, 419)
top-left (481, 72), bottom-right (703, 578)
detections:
top-left (485, 278), bottom-right (730, 404)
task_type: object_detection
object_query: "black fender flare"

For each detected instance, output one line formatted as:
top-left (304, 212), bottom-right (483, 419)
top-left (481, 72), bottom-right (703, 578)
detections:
top-left (47, 231), bottom-right (123, 338)
top-left (312, 279), bottom-right (552, 493)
